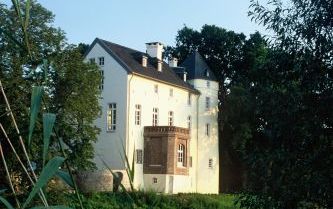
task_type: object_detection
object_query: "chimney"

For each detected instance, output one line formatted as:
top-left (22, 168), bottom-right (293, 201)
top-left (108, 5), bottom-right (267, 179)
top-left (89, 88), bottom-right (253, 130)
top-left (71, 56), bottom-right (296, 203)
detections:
top-left (146, 42), bottom-right (163, 60)
top-left (168, 57), bottom-right (178, 67)
top-left (157, 60), bottom-right (163, 72)
top-left (142, 55), bottom-right (148, 67)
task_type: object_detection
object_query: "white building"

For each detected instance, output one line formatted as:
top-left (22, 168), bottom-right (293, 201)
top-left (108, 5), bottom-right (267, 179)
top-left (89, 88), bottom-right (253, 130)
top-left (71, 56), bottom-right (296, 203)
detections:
top-left (84, 38), bottom-right (219, 194)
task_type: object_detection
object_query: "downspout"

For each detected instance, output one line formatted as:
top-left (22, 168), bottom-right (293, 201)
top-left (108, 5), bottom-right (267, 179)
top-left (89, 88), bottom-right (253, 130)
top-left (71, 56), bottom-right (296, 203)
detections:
top-left (126, 74), bottom-right (134, 165)
top-left (195, 92), bottom-right (200, 192)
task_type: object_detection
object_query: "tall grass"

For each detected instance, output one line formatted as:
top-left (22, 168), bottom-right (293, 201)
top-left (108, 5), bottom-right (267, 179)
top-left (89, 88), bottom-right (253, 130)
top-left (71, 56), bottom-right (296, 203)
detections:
top-left (0, 1), bottom-right (83, 208)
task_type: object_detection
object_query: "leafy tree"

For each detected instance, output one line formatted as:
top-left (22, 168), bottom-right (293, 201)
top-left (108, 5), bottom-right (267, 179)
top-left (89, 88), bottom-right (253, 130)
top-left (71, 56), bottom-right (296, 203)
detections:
top-left (0, 1), bottom-right (65, 186)
top-left (167, 25), bottom-right (268, 192)
top-left (0, 0), bottom-right (101, 191)
top-left (49, 46), bottom-right (101, 170)
top-left (234, 0), bottom-right (333, 208)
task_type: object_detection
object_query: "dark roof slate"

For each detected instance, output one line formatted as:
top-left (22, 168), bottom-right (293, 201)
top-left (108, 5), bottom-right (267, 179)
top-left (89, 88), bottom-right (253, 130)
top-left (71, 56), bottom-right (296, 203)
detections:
top-left (180, 51), bottom-right (217, 81)
top-left (85, 38), bottom-right (199, 94)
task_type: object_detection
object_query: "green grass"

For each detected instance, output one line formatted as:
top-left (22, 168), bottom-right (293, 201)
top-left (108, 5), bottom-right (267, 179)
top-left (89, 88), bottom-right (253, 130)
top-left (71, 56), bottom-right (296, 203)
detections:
top-left (53, 192), bottom-right (239, 209)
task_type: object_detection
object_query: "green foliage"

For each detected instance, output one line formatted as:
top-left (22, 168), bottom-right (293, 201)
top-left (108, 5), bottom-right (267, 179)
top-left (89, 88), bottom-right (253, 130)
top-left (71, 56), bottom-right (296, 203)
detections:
top-left (168, 25), bottom-right (268, 193)
top-left (119, 143), bottom-right (135, 191)
top-left (0, 196), bottom-right (15, 209)
top-left (54, 192), bottom-right (238, 209)
top-left (42, 113), bottom-right (56, 166)
top-left (230, 0), bottom-right (333, 208)
top-left (23, 156), bottom-right (65, 208)
top-left (28, 86), bottom-right (43, 147)
top-left (166, 24), bottom-right (246, 88)
top-left (55, 171), bottom-right (74, 188)
top-left (29, 206), bottom-right (72, 209)
top-left (1, 1), bottom-right (93, 208)
top-left (0, 0), bottom-right (101, 174)
top-left (49, 46), bottom-right (101, 170)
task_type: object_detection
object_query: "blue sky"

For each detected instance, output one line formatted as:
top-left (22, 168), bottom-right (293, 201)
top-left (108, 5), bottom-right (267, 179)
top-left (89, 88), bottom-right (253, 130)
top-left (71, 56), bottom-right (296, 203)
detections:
top-left (5, 0), bottom-right (268, 51)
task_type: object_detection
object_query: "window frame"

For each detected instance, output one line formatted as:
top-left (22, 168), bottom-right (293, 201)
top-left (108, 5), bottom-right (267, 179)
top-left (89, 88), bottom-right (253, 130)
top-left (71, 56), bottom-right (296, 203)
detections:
top-left (205, 123), bottom-right (210, 137)
top-left (152, 108), bottom-right (159, 126)
top-left (188, 93), bottom-right (192, 105)
top-left (168, 111), bottom-right (174, 126)
top-left (136, 149), bottom-right (143, 164)
top-left (98, 57), bottom-right (105, 66)
top-left (187, 115), bottom-right (191, 131)
top-left (205, 97), bottom-right (210, 110)
top-left (153, 177), bottom-right (158, 184)
top-left (107, 103), bottom-right (117, 131)
top-left (100, 70), bottom-right (104, 90)
top-left (169, 88), bottom-right (173, 97)
top-left (135, 104), bottom-right (141, 125)
top-left (177, 144), bottom-right (185, 167)
top-left (208, 158), bottom-right (213, 169)
top-left (154, 84), bottom-right (158, 94)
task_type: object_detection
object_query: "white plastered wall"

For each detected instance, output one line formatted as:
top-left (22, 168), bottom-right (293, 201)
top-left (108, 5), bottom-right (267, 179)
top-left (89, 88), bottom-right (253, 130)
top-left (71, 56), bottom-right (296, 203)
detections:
top-left (85, 43), bottom-right (129, 170)
top-left (127, 75), bottom-right (198, 192)
top-left (189, 79), bottom-right (219, 194)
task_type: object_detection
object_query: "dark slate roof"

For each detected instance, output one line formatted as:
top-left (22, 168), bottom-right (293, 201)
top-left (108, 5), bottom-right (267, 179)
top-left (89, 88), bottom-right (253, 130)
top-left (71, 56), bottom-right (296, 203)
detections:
top-left (180, 51), bottom-right (217, 81)
top-left (85, 38), bottom-right (199, 94)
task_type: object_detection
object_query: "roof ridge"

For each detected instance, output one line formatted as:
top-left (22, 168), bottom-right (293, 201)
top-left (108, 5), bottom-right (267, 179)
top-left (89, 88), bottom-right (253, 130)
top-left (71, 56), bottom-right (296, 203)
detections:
top-left (86, 38), bottom-right (200, 94)
top-left (97, 38), bottom-right (146, 55)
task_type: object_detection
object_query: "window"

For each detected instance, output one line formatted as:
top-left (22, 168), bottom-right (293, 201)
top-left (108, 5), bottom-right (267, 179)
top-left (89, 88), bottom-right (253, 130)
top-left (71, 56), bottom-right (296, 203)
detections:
top-left (135, 104), bottom-right (141, 125)
top-left (187, 116), bottom-right (191, 130)
top-left (169, 88), bottom-right (173, 97)
top-left (208, 158), bottom-right (213, 168)
top-left (189, 156), bottom-right (193, 167)
top-left (100, 70), bottom-right (104, 90)
top-left (207, 81), bottom-right (210, 88)
top-left (205, 97), bottom-right (210, 109)
top-left (168, 111), bottom-right (174, 126)
top-left (153, 177), bottom-right (158, 184)
top-left (136, 149), bottom-right (143, 164)
top-left (154, 84), bottom-right (158, 93)
top-left (142, 56), bottom-right (147, 67)
top-left (177, 144), bottom-right (185, 167)
top-left (99, 57), bottom-right (104, 66)
top-left (152, 108), bottom-right (158, 126)
top-left (205, 123), bottom-right (210, 136)
top-left (107, 103), bottom-right (116, 131)
top-left (89, 58), bottom-right (95, 64)
top-left (188, 93), bottom-right (192, 105)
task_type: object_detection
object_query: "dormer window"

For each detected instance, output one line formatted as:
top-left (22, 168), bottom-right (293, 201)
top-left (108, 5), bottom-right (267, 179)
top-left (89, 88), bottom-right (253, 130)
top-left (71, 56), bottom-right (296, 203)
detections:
top-left (142, 55), bottom-right (148, 67)
top-left (157, 60), bottom-right (162, 72)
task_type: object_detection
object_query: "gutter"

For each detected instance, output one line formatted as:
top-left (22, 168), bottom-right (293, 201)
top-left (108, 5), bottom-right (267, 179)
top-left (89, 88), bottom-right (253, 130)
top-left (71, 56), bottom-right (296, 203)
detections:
top-left (126, 74), bottom-right (134, 167)
top-left (195, 91), bottom-right (200, 192)
top-left (132, 72), bottom-right (200, 95)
